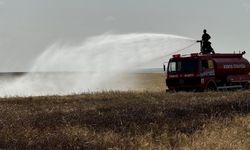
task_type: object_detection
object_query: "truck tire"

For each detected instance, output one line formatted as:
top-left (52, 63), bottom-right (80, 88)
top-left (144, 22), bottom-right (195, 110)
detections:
top-left (243, 82), bottom-right (250, 89)
top-left (206, 82), bottom-right (217, 91)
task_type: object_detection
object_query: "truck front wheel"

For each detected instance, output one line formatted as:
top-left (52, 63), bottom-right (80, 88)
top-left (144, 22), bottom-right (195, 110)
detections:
top-left (206, 82), bottom-right (217, 91)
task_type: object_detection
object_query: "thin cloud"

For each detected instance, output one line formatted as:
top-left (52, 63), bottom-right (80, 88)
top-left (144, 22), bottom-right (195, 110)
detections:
top-left (0, 1), bottom-right (4, 5)
top-left (105, 16), bottom-right (116, 22)
top-left (239, 0), bottom-right (250, 12)
top-left (242, 2), bottom-right (250, 12)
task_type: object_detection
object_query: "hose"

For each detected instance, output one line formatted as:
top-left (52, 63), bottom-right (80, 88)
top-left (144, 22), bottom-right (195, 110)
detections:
top-left (149, 40), bottom-right (198, 63)
top-left (167, 41), bottom-right (198, 56)
top-left (141, 40), bottom-right (198, 67)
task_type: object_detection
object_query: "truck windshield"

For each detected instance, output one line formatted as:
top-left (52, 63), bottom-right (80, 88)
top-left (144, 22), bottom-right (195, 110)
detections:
top-left (168, 60), bottom-right (198, 73)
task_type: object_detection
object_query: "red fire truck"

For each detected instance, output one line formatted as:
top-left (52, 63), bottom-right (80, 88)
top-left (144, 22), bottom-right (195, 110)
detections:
top-left (164, 52), bottom-right (250, 91)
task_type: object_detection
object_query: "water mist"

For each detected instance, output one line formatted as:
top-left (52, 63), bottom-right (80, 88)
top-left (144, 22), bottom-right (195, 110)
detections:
top-left (0, 33), bottom-right (196, 97)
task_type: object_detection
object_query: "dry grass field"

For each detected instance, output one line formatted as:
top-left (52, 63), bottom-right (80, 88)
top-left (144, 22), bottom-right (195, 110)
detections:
top-left (0, 73), bottom-right (250, 149)
top-left (123, 73), bottom-right (166, 91)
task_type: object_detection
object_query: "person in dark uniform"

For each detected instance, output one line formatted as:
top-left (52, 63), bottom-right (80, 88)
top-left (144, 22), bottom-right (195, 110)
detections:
top-left (197, 29), bottom-right (215, 54)
top-left (202, 29), bottom-right (211, 42)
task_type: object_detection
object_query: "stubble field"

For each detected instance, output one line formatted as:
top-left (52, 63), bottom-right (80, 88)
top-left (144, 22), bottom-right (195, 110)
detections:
top-left (0, 73), bottom-right (249, 149)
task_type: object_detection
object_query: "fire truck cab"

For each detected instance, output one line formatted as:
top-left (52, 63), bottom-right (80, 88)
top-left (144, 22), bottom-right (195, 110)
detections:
top-left (164, 52), bottom-right (250, 91)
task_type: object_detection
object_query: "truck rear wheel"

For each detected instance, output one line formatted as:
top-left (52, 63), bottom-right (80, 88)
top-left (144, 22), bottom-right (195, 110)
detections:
top-left (243, 82), bottom-right (250, 89)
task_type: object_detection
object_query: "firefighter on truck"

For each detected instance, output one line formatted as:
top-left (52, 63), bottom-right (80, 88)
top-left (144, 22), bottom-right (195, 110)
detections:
top-left (197, 29), bottom-right (215, 54)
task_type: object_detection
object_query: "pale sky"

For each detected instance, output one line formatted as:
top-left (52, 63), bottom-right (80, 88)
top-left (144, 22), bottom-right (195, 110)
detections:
top-left (0, 0), bottom-right (250, 71)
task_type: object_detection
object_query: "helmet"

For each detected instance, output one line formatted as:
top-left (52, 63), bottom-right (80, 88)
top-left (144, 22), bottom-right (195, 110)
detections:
top-left (203, 29), bottom-right (207, 33)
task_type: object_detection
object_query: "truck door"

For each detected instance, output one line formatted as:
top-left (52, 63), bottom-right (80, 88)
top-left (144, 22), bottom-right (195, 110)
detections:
top-left (201, 59), bottom-right (215, 77)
